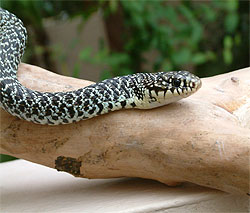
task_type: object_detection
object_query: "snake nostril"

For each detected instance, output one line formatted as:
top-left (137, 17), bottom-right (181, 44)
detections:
top-left (191, 82), bottom-right (196, 88)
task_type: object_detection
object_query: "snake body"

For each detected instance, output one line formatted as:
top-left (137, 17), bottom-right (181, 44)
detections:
top-left (0, 8), bottom-right (202, 125)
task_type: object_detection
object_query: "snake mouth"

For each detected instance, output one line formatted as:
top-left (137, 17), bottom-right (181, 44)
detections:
top-left (181, 78), bottom-right (202, 97)
top-left (191, 78), bottom-right (202, 90)
top-left (193, 78), bottom-right (202, 91)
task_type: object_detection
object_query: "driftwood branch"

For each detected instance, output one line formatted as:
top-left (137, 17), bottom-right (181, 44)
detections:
top-left (0, 63), bottom-right (249, 195)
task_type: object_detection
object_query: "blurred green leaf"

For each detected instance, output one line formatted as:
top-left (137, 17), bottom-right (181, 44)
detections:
top-left (109, 0), bottom-right (118, 13)
top-left (192, 53), bottom-right (207, 65)
top-left (223, 48), bottom-right (233, 65)
top-left (162, 59), bottom-right (174, 71)
top-left (206, 51), bottom-right (216, 61)
top-left (192, 51), bottom-right (216, 65)
top-left (73, 63), bottom-right (81, 78)
top-left (234, 34), bottom-right (241, 46)
top-left (199, 4), bottom-right (217, 22)
top-left (34, 45), bottom-right (44, 56)
top-left (133, 15), bottom-right (145, 28)
top-left (100, 70), bottom-right (113, 80)
top-left (0, 154), bottom-right (17, 163)
top-left (225, 12), bottom-right (239, 33)
top-left (164, 7), bottom-right (179, 26)
top-left (226, 0), bottom-right (238, 12)
top-left (223, 36), bottom-right (233, 64)
top-left (79, 47), bottom-right (92, 61)
top-left (172, 48), bottom-right (191, 66)
top-left (224, 36), bottom-right (233, 49)
top-left (109, 53), bottom-right (130, 66)
top-left (93, 48), bottom-right (109, 64)
top-left (191, 21), bottom-right (203, 43)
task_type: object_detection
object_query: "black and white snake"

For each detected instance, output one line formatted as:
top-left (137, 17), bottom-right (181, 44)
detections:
top-left (0, 8), bottom-right (202, 125)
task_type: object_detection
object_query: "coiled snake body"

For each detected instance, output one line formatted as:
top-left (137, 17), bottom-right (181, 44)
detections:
top-left (0, 8), bottom-right (201, 125)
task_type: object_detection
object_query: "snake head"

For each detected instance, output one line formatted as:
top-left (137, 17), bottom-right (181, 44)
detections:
top-left (158, 71), bottom-right (202, 95)
top-left (140, 71), bottom-right (202, 109)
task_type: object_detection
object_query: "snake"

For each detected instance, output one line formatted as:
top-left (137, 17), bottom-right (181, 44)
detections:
top-left (0, 8), bottom-right (202, 125)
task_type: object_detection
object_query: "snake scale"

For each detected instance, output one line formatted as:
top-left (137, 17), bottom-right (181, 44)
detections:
top-left (0, 8), bottom-right (202, 125)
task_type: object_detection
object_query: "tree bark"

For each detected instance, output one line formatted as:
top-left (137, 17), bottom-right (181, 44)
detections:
top-left (0, 63), bottom-right (249, 195)
top-left (103, 2), bottom-right (126, 53)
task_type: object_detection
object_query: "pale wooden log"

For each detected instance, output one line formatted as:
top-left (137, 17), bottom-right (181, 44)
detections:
top-left (0, 63), bottom-right (249, 195)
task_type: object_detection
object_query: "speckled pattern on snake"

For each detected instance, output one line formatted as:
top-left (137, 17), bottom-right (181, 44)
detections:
top-left (0, 8), bottom-right (202, 125)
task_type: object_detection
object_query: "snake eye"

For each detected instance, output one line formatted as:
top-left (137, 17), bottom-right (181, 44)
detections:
top-left (173, 78), bottom-right (181, 87)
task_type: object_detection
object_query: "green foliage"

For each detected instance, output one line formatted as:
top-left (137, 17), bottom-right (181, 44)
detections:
top-left (74, 0), bottom-right (246, 77)
top-left (0, 154), bottom-right (17, 162)
top-left (2, 0), bottom-right (247, 79)
top-left (223, 36), bottom-right (233, 64)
